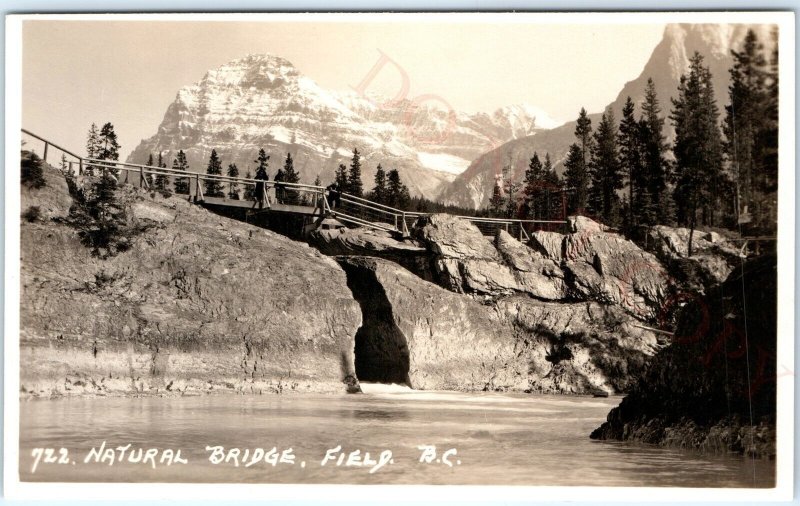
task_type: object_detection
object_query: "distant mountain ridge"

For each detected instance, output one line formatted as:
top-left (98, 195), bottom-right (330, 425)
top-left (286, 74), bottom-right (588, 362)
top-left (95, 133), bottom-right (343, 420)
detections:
top-left (127, 54), bottom-right (556, 199)
top-left (438, 23), bottom-right (775, 209)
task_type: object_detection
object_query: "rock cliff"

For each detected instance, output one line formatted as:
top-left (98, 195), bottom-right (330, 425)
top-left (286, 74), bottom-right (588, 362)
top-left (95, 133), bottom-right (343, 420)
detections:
top-left (338, 257), bottom-right (660, 394)
top-left (647, 225), bottom-right (746, 291)
top-left (20, 166), bottom-right (362, 397)
top-left (590, 255), bottom-right (777, 457)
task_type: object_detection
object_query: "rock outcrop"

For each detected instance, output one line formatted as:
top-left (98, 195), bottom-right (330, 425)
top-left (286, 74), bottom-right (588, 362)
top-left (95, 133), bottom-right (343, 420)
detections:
top-left (496, 297), bottom-right (661, 394)
top-left (20, 166), bottom-right (362, 398)
top-left (308, 227), bottom-right (434, 281)
top-left (337, 256), bottom-right (662, 394)
top-left (409, 214), bottom-right (669, 319)
top-left (647, 225), bottom-right (746, 290)
top-left (562, 225), bottom-right (669, 319)
top-left (590, 255), bottom-right (777, 458)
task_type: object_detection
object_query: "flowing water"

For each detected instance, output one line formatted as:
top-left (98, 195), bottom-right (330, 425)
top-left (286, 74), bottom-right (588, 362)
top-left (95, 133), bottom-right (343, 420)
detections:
top-left (19, 386), bottom-right (774, 487)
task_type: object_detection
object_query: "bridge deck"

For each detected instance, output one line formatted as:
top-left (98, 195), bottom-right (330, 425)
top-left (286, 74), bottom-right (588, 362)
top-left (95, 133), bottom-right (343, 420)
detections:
top-left (200, 196), bottom-right (323, 216)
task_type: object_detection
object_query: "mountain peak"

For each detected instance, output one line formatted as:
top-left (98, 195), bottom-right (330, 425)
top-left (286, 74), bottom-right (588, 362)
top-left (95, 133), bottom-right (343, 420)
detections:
top-left (201, 53), bottom-right (300, 89)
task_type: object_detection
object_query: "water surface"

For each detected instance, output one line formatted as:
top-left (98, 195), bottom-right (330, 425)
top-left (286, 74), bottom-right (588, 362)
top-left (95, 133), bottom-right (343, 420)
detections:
top-left (19, 387), bottom-right (774, 486)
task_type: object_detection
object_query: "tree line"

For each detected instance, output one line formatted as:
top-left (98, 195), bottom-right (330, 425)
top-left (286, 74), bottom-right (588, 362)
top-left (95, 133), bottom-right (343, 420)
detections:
top-left (487, 28), bottom-right (778, 241)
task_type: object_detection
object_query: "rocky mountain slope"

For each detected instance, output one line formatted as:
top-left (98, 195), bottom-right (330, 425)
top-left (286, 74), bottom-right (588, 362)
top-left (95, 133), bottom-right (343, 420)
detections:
top-left (440, 23), bottom-right (776, 209)
top-left (127, 54), bottom-right (555, 200)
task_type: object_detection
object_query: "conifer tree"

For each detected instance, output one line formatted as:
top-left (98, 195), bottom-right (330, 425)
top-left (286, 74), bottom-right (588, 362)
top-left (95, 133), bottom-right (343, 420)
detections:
top-left (227, 163), bottom-right (240, 199)
top-left (523, 152), bottom-right (547, 219)
top-left (724, 29), bottom-right (775, 229)
top-left (671, 52), bottom-right (726, 254)
top-left (21, 150), bottom-right (46, 189)
top-left (86, 123), bottom-right (101, 159)
top-left (282, 152), bottom-right (300, 205)
top-left (588, 109), bottom-right (623, 224)
top-left (204, 149), bottom-right (224, 197)
top-left (762, 27), bottom-right (779, 203)
top-left (563, 108), bottom-right (593, 214)
top-left (154, 152), bottom-right (171, 196)
top-left (575, 107), bottom-right (593, 170)
top-left (255, 149), bottom-right (270, 172)
top-left (563, 144), bottom-right (587, 214)
top-left (640, 78), bottom-right (673, 225)
top-left (335, 163), bottom-right (348, 190)
top-left (619, 96), bottom-right (647, 228)
top-left (85, 123), bottom-right (102, 175)
top-left (370, 164), bottom-right (388, 204)
top-left (97, 122), bottom-right (121, 178)
top-left (314, 174), bottom-right (322, 187)
top-left (489, 178), bottom-right (505, 217)
top-left (386, 168), bottom-right (410, 209)
top-left (147, 153), bottom-right (154, 167)
top-left (348, 148), bottom-right (364, 197)
top-left (173, 150), bottom-right (190, 195)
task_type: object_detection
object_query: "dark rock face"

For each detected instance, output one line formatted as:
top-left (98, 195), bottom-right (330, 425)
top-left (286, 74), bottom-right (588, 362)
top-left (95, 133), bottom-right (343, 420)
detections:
top-left (590, 255), bottom-right (777, 458)
top-left (20, 167), bottom-right (363, 397)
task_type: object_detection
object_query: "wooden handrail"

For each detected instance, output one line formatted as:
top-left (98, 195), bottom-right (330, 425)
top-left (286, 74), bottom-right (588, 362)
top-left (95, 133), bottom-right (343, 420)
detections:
top-left (21, 129), bottom-right (83, 160)
top-left (21, 128), bottom-right (571, 236)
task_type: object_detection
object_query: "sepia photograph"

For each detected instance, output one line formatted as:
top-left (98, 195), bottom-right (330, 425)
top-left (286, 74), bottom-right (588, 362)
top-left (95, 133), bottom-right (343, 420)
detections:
top-left (5, 10), bottom-right (795, 501)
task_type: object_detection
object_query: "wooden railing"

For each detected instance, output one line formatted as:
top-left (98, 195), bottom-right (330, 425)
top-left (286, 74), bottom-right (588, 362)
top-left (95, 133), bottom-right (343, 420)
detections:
top-left (20, 128), bottom-right (568, 238)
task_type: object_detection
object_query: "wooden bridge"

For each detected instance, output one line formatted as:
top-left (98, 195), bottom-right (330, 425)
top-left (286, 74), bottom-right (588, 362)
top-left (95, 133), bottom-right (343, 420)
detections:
top-left (21, 129), bottom-right (567, 239)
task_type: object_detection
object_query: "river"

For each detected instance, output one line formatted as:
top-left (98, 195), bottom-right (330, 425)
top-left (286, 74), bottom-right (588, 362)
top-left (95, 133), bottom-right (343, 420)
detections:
top-left (19, 385), bottom-right (774, 486)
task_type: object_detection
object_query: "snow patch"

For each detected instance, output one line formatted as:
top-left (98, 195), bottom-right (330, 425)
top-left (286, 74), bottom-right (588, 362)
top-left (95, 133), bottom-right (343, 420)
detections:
top-left (417, 152), bottom-right (472, 175)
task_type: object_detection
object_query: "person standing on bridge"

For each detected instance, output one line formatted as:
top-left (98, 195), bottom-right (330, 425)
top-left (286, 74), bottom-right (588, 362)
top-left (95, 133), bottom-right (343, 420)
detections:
top-left (253, 165), bottom-right (269, 209)
top-left (326, 181), bottom-right (341, 210)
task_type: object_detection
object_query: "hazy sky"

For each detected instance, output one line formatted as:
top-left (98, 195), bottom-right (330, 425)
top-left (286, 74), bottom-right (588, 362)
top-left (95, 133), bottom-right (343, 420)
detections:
top-left (21, 17), bottom-right (666, 159)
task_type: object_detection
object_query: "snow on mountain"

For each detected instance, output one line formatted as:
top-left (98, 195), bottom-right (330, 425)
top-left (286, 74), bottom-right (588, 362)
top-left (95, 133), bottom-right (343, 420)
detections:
top-left (128, 54), bottom-right (556, 200)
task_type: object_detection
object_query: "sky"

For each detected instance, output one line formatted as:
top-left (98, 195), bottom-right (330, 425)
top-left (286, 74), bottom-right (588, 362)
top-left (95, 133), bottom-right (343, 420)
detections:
top-left (20, 16), bottom-right (666, 160)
